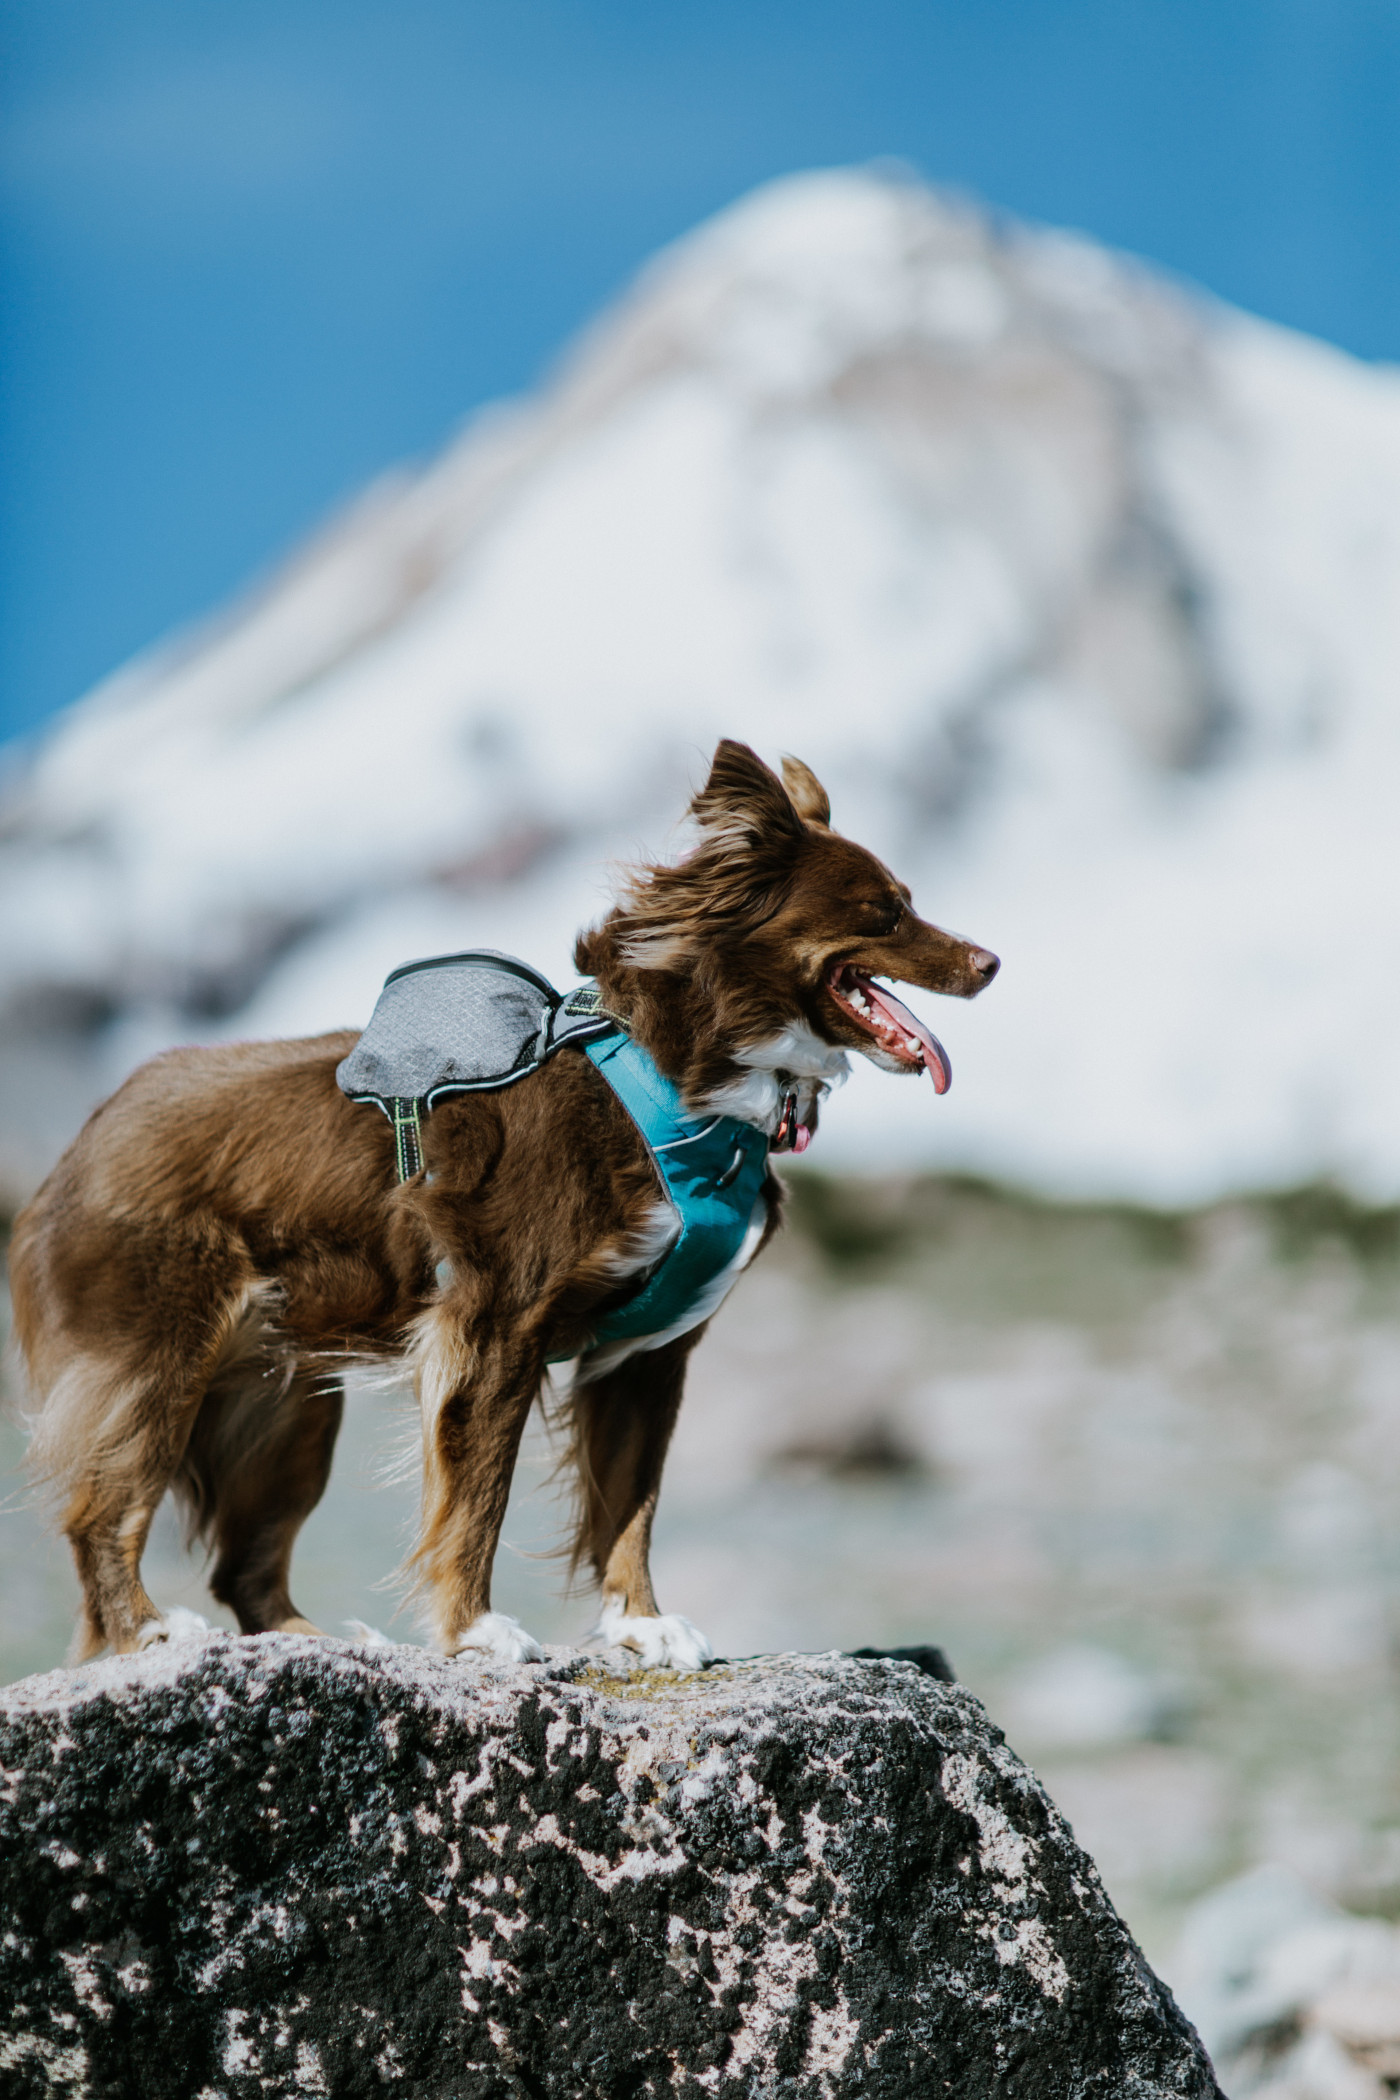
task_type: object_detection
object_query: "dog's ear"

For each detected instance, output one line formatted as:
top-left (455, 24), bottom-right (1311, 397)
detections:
top-left (780, 754), bottom-right (831, 828)
top-left (691, 740), bottom-right (804, 843)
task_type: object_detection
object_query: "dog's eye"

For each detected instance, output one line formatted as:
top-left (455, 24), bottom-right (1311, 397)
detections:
top-left (856, 897), bottom-right (903, 939)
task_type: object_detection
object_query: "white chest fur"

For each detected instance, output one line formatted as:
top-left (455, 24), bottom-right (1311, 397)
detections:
top-left (698, 1022), bottom-right (849, 1136)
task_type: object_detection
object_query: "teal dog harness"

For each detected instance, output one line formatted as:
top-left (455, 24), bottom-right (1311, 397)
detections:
top-left (581, 1029), bottom-right (769, 1344)
top-left (336, 953), bottom-right (771, 1351)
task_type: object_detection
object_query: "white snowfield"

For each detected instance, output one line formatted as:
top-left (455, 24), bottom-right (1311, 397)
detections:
top-left (3, 167), bottom-right (1400, 1205)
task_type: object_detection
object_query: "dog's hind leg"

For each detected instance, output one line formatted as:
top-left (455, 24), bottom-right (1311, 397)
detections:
top-left (570, 1333), bottom-right (712, 1670)
top-left (21, 1226), bottom-right (268, 1654)
top-left (34, 1268), bottom-right (261, 1658)
top-left (183, 1367), bottom-right (344, 1635)
top-left (63, 1467), bottom-right (168, 1662)
top-left (410, 1312), bottom-right (545, 1663)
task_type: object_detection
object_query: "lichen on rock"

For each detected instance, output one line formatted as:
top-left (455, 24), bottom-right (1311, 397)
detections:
top-left (0, 1635), bottom-right (1221, 2097)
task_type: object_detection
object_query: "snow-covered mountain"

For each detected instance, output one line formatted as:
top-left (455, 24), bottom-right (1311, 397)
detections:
top-left (4, 167), bottom-right (1400, 1205)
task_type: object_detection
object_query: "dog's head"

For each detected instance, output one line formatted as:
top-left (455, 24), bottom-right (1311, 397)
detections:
top-left (577, 741), bottom-right (998, 1111)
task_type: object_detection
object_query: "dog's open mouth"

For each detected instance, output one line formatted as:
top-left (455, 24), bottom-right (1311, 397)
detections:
top-left (827, 964), bottom-right (952, 1093)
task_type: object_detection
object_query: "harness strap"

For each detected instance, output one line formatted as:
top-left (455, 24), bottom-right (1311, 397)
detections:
top-left (558, 984), bottom-right (628, 1029)
top-left (389, 1097), bottom-right (424, 1182)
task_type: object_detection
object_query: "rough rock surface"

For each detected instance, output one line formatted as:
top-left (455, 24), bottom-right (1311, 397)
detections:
top-left (0, 1634), bottom-right (1221, 2098)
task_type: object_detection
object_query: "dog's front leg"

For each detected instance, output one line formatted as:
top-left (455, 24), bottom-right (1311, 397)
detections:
top-left (414, 1317), bottom-right (545, 1663)
top-left (572, 1332), bottom-right (712, 1671)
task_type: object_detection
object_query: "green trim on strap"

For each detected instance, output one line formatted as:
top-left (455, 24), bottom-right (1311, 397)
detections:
top-left (389, 1097), bottom-right (424, 1182)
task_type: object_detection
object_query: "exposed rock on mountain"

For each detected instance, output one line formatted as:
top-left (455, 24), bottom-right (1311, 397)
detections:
top-left (4, 167), bottom-right (1399, 1202)
top-left (0, 1634), bottom-right (1220, 2098)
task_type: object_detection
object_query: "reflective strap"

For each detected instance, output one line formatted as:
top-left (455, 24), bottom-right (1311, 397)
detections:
top-left (652, 1118), bottom-right (722, 1153)
top-left (389, 1097), bottom-right (424, 1182)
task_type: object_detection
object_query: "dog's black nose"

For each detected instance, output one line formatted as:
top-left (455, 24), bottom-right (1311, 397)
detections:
top-left (970, 948), bottom-right (1000, 983)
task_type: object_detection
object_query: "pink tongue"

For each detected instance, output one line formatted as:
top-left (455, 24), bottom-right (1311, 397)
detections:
top-left (857, 975), bottom-right (952, 1094)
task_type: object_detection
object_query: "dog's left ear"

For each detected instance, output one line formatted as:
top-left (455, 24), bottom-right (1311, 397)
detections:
top-left (691, 740), bottom-right (805, 843)
top-left (780, 754), bottom-right (831, 828)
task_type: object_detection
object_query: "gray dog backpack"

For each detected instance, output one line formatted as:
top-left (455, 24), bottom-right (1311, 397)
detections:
top-left (335, 950), bottom-right (614, 1179)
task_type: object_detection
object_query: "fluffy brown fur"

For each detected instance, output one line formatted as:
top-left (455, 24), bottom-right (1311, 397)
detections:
top-left (9, 742), bottom-right (997, 1666)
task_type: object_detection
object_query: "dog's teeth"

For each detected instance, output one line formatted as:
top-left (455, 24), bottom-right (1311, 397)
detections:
top-left (906, 1034), bottom-right (919, 1052)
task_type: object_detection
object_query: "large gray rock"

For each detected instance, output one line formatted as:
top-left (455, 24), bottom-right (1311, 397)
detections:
top-left (0, 1633), bottom-right (1220, 2098)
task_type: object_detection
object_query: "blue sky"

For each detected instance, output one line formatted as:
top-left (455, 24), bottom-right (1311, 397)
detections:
top-left (3, 0), bottom-right (1399, 744)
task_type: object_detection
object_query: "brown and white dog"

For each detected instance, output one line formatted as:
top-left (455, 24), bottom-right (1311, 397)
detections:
top-left (10, 741), bottom-right (998, 1669)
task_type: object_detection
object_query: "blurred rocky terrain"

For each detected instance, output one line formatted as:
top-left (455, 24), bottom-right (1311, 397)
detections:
top-left (1174, 1866), bottom-right (1400, 2099)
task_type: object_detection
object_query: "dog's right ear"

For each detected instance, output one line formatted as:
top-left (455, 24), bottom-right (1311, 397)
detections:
top-left (691, 740), bottom-right (805, 844)
top-left (780, 754), bottom-right (831, 828)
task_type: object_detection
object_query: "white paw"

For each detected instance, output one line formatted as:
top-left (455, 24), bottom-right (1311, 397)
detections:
top-left (344, 1619), bottom-right (393, 1649)
top-left (135, 1608), bottom-right (211, 1650)
top-left (595, 1600), bottom-right (713, 1671)
top-left (448, 1612), bottom-right (544, 1663)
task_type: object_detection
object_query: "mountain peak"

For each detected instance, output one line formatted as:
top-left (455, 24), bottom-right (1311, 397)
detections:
top-left (3, 168), bottom-right (1399, 1206)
